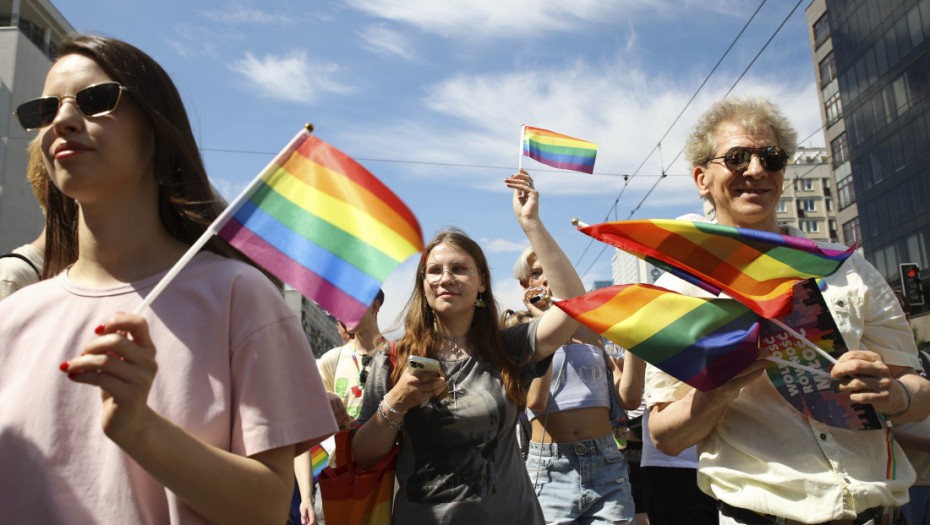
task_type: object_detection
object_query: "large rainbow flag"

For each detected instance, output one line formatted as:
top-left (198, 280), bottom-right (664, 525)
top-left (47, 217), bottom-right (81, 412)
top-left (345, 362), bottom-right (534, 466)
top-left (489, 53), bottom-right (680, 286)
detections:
top-left (579, 220), bottom-right (855, 318)
top-left (556, 284), bottom-right (761, 391)
top-left (217, 127), bottom-right (424, 328)
top-left (522, 125), bottom-right (597, 174)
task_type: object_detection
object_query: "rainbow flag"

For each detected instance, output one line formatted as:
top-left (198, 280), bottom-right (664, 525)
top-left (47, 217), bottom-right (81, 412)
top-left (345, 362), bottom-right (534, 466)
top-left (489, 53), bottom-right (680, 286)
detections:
top-left (217, 128), bottom-right (424, 328)
top-left (579, 220), bottom-right (854, 318)
top-left (310, 444), bottom-right (329, 483)
top-left (522, 125), bottom-right (597, 174)
top-left (556, 284), bottom-right (762, 391)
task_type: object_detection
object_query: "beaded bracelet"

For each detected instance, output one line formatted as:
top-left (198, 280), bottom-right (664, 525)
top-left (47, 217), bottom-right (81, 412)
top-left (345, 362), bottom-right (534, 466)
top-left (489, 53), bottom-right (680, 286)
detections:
top-left (383, 398), bottom-right (406, 416)
top-left (378, 400), bottom-right (404, 432)
top-left (885, 378), bottom-right (912, 419)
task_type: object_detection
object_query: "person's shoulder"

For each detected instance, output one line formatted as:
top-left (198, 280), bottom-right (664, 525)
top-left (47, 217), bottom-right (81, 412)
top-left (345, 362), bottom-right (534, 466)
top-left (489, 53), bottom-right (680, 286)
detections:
top-left (319, 343), bottom-right (349, 362)
top-left (0, 273), bottom-right (64, 312)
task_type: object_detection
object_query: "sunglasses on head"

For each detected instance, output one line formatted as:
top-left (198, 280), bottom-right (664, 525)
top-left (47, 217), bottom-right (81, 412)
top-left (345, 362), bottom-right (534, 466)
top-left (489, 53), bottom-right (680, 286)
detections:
top-left (708, 146), bottom-right (787, 173)
top-left (14, 82), bottom-right (126, 131)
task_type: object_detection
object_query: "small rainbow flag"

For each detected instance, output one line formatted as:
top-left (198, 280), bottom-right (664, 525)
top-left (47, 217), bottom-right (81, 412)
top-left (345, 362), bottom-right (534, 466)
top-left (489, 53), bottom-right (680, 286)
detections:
top-left (579, 220), bottom-right (854, 318)
top-left (556, 284), bottom-right (762, 391)
top-left (522, 125), bottom-right (597, 174)
top-left (310, 444), bottom-right (329, 483)
top-left (217, 127), bottom-right (424, 328)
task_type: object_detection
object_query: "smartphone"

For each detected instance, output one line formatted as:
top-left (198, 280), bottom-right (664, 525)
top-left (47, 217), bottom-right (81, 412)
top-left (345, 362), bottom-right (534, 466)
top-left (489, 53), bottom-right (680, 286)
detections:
top-left (408, 355), bottom-right (441, 375)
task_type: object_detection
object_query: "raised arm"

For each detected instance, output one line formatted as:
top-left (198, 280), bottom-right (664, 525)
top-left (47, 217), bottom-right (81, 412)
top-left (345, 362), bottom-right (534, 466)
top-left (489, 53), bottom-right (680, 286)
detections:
top-left (618, 352), bottom-right (645, 411)
top-left (506, 170), bottom-right (585, 361)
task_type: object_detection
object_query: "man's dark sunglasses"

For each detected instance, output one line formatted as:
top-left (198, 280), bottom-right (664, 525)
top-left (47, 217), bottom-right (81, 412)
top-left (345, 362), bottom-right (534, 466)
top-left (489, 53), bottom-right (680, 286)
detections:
top-left (707, 146), bottom-right (788, 173)
top-left (14, 82), bottom-right (125, 131)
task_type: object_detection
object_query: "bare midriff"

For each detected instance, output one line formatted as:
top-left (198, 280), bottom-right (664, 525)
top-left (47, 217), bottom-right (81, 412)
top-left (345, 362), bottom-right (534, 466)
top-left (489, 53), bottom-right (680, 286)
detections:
top-left (530, 406), bottom-right (613, 443)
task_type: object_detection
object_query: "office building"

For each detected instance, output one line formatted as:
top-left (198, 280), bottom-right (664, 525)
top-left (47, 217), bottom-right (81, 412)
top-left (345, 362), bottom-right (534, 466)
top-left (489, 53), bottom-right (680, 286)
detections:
top-left (611, 248), bottom-right (660, 286)
top-left (776, 147), bottom-right (841, 244)
top-left (1, 0), bottom-right (73, 252)
top-left (806, 0), bottom-right (930, 336)
top-left (284, 289), bottom-right (342, 358)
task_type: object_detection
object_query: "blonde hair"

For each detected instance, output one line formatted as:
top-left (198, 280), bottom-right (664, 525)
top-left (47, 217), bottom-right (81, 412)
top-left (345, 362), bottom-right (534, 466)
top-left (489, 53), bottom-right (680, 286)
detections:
top-left (500, 309), bottom-right (533, 329)
top-left (512, 246), bottom-right (535, 285)
top-left (26, 139), bottom-right (48, 214)
top-left (684, 96), bottom-right (798, 169)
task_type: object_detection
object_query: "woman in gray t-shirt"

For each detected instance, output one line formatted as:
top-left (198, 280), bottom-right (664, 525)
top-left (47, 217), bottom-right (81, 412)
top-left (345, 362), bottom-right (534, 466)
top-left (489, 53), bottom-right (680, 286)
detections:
top-left (352, 170), bottom-right (588, 523)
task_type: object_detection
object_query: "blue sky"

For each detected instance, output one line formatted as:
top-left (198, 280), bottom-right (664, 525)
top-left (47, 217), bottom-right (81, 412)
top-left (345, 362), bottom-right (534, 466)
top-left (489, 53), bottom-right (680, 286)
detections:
top-left (51, 0), bottom-right (825, 330)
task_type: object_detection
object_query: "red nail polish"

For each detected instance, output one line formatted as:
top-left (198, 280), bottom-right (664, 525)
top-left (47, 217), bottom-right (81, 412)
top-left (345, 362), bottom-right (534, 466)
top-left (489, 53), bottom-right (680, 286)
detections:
top-left (94, 324), bottom-right (105, 335)
top-left (59, 361), bottom-right (69, 372)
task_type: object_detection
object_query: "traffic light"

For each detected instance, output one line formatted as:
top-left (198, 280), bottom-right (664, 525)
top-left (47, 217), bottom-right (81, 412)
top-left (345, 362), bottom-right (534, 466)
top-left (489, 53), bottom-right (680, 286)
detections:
top-left (900, 263), bottom-right (925, 306)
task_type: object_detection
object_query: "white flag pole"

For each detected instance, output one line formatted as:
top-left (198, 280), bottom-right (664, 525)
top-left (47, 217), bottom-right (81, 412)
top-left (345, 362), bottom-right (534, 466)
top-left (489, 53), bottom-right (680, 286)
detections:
top-left (768, 317), bottom-right (840, 365)
top-left (132, 126), bottom-right (312, 315)
top-left (518, 124), bottom-right (525, 171)
top-left (765, 356), bottom-right (832, 377)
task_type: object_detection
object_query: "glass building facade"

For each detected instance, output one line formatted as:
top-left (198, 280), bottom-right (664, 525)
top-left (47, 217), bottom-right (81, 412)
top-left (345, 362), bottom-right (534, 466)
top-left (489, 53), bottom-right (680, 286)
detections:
top-left (824, 0), bottom-right (930, 286)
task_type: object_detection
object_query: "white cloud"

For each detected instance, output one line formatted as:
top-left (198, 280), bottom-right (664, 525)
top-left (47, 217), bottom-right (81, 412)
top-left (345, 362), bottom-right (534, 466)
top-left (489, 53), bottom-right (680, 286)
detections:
top-left (358, 24), bottom-right (418, 60)
top-left (200, 2), bottom-right (301, 25)
top-left (229, 50), bottom-right (352, 104)
top-left (344, 0), bottom-right (753, 39)
top-left (479, 237), bottom-right (529, 253)
top-left (334, 53), bottom-right (821, 211)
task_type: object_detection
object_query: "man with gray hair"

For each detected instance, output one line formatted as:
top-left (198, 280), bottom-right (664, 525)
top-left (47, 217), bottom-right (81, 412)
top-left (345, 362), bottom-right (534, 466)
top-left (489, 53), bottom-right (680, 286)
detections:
top-left (646, 97), bottom-right (929, 524)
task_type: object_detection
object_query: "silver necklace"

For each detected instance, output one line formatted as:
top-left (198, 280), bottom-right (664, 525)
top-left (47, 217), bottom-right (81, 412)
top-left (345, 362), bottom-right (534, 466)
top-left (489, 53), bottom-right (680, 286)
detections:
top-left (440, 334), bottom-right (466, 359)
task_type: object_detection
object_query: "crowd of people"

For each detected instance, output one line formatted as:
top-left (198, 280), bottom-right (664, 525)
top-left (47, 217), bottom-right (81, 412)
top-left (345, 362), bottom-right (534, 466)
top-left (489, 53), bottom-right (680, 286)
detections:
top-left (1, 33), bottom-right (928, 525)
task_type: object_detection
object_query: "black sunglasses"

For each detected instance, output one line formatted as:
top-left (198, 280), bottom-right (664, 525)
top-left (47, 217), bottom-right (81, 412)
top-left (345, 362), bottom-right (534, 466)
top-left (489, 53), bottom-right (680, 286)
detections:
top-left (14, 82), bottom-right (126, 131)
top-left (358, 354), bottom-right (372, 386)
top-left (708, 146), bottom-right (787, 173)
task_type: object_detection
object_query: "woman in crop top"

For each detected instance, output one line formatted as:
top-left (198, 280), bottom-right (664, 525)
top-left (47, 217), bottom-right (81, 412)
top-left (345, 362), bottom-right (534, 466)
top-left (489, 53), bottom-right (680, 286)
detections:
top-left (514, 247), bottom-right (635, 524)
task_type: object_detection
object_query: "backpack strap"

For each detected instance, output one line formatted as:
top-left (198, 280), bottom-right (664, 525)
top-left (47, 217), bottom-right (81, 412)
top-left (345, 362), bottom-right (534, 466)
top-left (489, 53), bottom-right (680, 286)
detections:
top-left (601, 347), bottom-right (625, 427)
top-left (0, 253), bottom-right (40, 278)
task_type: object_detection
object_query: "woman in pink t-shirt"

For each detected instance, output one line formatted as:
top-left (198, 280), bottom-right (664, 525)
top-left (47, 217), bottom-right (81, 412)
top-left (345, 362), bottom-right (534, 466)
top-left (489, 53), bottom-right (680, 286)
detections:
top-left (1, 35), bottom-right (336, 523)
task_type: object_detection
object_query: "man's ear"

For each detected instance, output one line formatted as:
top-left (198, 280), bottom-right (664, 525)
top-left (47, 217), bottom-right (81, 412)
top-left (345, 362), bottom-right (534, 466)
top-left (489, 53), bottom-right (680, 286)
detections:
top-left (694, 165), bottom-right (711, 198)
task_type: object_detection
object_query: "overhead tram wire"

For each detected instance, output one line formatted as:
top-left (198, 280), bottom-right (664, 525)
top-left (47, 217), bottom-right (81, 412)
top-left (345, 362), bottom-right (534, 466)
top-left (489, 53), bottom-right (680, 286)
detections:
top-left (627, 0), bottom-right (807, 220)
top-left (577, 0), bottom-right (806, 280)
top-left (199, 147), bottom-right (690, 178)
top-left (723, 0), bottom-right (806, 99)
top-left (571, 1), bottom-right (768, 273)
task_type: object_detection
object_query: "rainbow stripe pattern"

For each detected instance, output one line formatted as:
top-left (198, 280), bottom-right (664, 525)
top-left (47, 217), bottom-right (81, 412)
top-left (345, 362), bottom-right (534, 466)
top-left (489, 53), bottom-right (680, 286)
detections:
top-left (579, 220), bottom-right (855, 318)
top-left (522, 125), bottom-right (597, 174)
top-left (310, 444), bottom-right (329, 483)
top-left (218, 128), bottom-right (424, 328)
top-left (557, 284), bottom-right (762, 391)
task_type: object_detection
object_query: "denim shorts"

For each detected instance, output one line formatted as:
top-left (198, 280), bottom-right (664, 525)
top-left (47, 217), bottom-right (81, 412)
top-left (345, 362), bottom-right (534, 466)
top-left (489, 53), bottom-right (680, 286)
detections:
top-left (525, 433), bottom-right (635, 525)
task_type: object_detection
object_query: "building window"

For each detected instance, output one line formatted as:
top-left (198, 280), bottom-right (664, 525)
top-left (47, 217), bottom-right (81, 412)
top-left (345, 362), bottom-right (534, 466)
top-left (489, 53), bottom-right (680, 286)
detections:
top-left (814, 14), bottom-right (831, 48)
top-left (842, 217), bottom-right (861, 245)
top-left (820, 52), bottom-right (837, 85)
top-left (795, 178), bottom-right (814, 192)
top-left (838, 175), bottom-right (855, 209)
top-left (825, 91), bottom-right (843, 126)
top-left (831, 133), bottom-right (849, 166)
top-left (801, 199), bottom-right (816, 212)
top-left (804, 220), bottom-right (820, 233)
top-left (777, 200), bottom-right (787, 213)
top-left (826, 198), bottom-right (833, 212)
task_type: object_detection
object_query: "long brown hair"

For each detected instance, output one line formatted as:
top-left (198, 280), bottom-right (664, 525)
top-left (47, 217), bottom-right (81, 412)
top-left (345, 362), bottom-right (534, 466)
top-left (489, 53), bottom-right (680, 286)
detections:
top-left (390, 228), bottom-right (527, 408)
top-left (41, 34), bottom-right (256, 278)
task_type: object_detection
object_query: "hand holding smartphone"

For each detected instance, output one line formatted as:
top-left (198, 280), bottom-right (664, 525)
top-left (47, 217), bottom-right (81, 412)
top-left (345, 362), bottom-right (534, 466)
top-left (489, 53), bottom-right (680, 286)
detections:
top-left (408, 355), bottom-right (441, 375)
